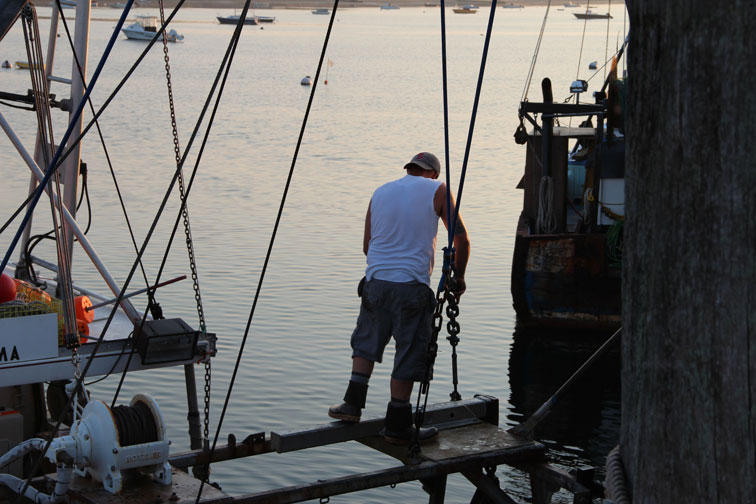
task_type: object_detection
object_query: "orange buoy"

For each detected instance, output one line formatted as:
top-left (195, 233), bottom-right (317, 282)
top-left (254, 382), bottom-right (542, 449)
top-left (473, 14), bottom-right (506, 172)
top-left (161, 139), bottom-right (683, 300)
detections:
top-left (76, 318), bottom-right (90, 340)
top-left (74, 295), bottom-right (94, 323)
top-left (0, 273), bottom-right (16, 303)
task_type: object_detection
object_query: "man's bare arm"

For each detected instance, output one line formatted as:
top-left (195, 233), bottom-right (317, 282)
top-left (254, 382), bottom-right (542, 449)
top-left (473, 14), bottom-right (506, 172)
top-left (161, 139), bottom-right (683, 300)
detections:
top-left (435, 185), bottom-right (470, 296)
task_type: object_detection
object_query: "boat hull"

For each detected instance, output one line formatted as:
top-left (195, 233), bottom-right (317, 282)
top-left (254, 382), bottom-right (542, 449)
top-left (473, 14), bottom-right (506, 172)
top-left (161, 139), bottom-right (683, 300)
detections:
top-left (217, 15), bottom-right (259, 25)
top-left (511, 214), bottom-right (621, 331)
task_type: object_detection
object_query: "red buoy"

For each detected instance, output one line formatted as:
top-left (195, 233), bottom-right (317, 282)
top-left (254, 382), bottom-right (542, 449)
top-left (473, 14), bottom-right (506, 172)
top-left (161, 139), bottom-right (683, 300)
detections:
top-left (0, 273), bottom-right (17, 303)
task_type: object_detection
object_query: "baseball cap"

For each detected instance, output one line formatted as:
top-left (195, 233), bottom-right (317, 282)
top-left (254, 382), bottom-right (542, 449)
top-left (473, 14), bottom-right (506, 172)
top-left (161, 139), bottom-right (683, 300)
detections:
top-left (404, 152), bottom-right (440, 175)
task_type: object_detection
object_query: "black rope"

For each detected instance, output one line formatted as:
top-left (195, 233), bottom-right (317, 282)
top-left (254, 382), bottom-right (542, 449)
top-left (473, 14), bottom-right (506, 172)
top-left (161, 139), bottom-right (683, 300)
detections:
top-left (112, 401), bottom-right (158, 446)
top-left (194, 0), bottom-right (340, 501)
top-left (111, 0), bottom-right (252, 411)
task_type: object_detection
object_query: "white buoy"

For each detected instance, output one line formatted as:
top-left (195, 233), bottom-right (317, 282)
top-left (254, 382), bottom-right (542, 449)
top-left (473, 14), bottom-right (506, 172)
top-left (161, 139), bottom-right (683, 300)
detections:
top-left (301, 75), bottom-right (312, 86)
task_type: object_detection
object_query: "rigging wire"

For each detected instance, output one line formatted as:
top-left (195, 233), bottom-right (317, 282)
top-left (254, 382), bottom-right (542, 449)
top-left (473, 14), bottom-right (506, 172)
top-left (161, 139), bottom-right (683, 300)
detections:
top-left (604, 0), bottom-right (611, 83)
top-left (10, 3), bottom-right (140, 500)
top-left (520, 0), bottom-right (552, 104)
top-left (411, 0), bottom-right (498, 457)
top-left (0, 0), bottom-right (135, 286)
top-left (194, 0), bottom-right (340, 501)
top-left (103, 0), bottom-right (253, 417)
top-left (575, 0), bottom-right (590, 83)
top-left (55, 1), bottom-right (153, 291)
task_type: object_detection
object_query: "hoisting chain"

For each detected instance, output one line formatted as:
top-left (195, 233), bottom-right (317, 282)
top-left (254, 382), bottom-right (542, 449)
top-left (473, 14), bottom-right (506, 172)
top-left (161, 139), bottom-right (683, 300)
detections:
top-left (157, 0), bottom-right (211, 452)
top-left (408, 246), bottom-right (457, 459)
top-left (444, 248), bottom-right (461, 402)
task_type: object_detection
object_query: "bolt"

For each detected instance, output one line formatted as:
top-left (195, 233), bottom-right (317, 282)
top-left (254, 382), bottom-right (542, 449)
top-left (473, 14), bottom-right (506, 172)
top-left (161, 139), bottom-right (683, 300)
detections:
top-left (113, 448), bottom-right (118, 454)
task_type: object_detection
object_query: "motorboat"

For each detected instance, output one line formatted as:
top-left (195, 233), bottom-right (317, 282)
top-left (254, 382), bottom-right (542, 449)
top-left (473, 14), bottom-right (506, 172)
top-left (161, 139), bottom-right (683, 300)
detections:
top-left (122, 15), bottom-right (184, 42)
top-left (453, 5), bottom-right (477, 13)
top-left (501, 3), bottom-right (524, 8)
top-left (380, 3), bottom-right (400, 9)
top-left (311, 8), bottom-right (329, 14)
top-left (256, 15), bottom-right (276, 23)
top-left (217, 14), bottom-right (259, 25)
top-left (573, 10), bottom-right (613, 19)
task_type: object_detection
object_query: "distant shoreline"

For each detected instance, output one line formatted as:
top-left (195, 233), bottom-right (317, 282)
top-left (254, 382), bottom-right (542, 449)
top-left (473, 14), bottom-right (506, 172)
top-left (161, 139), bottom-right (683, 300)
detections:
top-left (90, 0), bottom-right (619, 10)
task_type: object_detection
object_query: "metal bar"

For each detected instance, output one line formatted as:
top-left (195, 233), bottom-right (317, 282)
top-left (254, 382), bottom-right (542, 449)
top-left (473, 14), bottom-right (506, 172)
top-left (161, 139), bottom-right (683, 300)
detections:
top-left (421, 474), bottom-right (447, 504)
top-left (48, 75), bottom-right (72, 85)
top-left (231, 445), bottom-right (543, 504)
top-left (463, 469), bottom-right (519, 504)
top-left (169, 435), bottom-right (274, 468)
top-left (519, 102), bottom-right (604, 115)
top-left (0, 111), bottom-right (140, 322)
top-left (60, 0), bottom-right (92, 272)
top-left (86, 275), bottom-right (187, 311)
top-left (271, 397), bottom-right (497, 453)
top-left (184, 364), bottom-right (204, 451)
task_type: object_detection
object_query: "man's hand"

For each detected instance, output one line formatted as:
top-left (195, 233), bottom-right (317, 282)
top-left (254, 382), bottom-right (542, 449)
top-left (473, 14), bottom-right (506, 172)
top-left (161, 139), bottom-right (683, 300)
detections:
top-left (454, 276), bottom-right (466, 300)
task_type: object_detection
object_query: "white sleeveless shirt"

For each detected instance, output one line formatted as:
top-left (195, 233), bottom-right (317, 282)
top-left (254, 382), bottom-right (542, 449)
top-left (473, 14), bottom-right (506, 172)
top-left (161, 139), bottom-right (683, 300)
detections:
top-left (366, 174), bottom-right (443, 286)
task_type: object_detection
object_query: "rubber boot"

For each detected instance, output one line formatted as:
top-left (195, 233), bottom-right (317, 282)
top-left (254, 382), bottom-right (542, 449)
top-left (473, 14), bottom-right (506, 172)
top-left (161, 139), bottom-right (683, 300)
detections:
top-left (381, 401), bottom-right (438, 445)
top-left (328, 381), bottom-right (367, 422)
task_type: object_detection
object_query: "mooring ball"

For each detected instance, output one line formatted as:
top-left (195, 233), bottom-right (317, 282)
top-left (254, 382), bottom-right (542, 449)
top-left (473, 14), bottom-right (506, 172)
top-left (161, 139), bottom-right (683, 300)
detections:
top-left (0, 273), bottom-right (17, 303)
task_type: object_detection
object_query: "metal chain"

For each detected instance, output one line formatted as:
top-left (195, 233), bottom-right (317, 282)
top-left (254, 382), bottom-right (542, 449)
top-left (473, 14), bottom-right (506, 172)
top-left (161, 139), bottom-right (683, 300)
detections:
top-left (157, 0), bottom-right (211, 450)
top-left (445, 248), bottom-right (462, 401)
top-left (408, 247), bottom-right (452, 459)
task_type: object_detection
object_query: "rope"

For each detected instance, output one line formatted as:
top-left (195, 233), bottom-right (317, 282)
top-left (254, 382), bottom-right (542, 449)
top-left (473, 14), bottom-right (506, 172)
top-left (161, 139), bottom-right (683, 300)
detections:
top-left (112, 401), bottom-right (159, 446)
top-left (11, 3), bottom-right (138, 499)
top-left (520, 0), bottom-right (552, 104)
top-left (605, 445), bottom-right (631, 504)
top-left (409, 0), bottom-right (498, 459)
top-left (536, 175), bottom-right (556, 233)
top-left (194, 1), bottom-right (340, 501)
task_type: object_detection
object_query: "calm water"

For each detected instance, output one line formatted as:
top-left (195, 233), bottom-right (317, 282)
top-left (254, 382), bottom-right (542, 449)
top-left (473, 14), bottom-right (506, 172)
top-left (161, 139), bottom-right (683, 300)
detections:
top-left (1, 4), bottom-right (626, 502)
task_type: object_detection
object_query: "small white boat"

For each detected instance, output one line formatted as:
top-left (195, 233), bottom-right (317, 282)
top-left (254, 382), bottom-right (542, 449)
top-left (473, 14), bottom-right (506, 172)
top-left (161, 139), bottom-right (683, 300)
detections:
top-left (2, 60), bottom-right (13, 69)
top-left (301, 75), bottom-right (312, 86)
top-left (380, 3), bottom-right (400, 9)
top-left (588, 61), bottom-right (598, 69)
top-left (122, 15), bottom-right (184, 42)
top-left (256, 15), bottom-right (276, 23)
top-left (311, 8), bottom-right (329, 14)
top-left (453, 5), bottom-right (477, 14)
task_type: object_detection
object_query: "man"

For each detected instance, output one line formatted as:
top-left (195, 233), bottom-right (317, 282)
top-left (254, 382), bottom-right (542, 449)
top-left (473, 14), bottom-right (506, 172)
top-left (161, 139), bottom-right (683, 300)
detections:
top-left (328, 152), bottom-right (470, 444)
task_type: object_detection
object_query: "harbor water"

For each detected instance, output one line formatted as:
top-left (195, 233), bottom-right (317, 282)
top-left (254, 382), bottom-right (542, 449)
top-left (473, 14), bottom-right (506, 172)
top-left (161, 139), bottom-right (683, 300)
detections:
top-left (0, 4), bottom-right (626, 501)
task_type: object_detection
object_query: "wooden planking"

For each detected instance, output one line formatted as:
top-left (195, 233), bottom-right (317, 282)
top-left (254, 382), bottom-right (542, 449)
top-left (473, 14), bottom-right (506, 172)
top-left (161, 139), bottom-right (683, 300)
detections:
top-left (270, 396), bottom-right (497, 453)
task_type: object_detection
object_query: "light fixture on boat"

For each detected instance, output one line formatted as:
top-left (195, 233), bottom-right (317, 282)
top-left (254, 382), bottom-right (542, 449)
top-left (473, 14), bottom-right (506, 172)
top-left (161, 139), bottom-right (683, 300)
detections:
top-left (570, 79), bottom-right (588, 94)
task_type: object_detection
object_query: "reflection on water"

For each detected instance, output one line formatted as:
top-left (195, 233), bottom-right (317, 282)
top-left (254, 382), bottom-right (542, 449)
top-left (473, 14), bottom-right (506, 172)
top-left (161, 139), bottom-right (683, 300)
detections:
top-left (507, 326), bottom-right (621, 483)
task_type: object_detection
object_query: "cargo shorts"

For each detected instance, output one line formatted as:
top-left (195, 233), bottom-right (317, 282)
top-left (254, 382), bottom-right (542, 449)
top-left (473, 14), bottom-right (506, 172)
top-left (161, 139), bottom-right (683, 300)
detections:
top-left (350, 278), bottom-right (436, 382)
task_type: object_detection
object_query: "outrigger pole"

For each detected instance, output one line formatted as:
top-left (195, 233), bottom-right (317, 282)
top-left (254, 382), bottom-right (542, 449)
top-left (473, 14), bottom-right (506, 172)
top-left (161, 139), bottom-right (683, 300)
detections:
top-left (0, 112), bottom-right (141, 323)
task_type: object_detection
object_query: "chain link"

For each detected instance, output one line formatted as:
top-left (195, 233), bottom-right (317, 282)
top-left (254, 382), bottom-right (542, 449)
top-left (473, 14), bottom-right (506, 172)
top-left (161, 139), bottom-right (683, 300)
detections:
top-left (158, 0), bottom-right (211, 458)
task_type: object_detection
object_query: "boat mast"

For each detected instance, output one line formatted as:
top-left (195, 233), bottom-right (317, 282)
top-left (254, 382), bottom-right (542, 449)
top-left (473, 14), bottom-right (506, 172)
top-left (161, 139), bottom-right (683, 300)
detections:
top-left (60, 0), bottom-right (92, 276)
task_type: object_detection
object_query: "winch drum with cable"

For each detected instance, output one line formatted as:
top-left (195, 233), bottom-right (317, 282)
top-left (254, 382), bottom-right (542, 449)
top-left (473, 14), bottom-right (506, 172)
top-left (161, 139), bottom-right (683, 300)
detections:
top-left (70, 393), bottom-right (171, 494)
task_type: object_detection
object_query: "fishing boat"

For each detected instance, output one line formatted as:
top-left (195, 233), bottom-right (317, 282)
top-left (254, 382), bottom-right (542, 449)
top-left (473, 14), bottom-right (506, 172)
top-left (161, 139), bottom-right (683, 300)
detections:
top-left (573, 10), bottom-right (613, 19)
top-left (311, 8), bottom-right (330, 14)
top-left (511, 35), bottom-right (627, 331)
top-left (453, 5), bottom-right (477, 14)
top-left (0, 1), bottom-right (611, 502)
top-left (216, 14), bottom-right (259, 25)
top-left (122, 15), bottom-right (183, 41)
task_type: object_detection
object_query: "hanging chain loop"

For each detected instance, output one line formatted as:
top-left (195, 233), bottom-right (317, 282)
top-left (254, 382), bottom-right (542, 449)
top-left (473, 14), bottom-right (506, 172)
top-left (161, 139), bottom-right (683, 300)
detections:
top-left (158, 0), bottom-right (211, 454)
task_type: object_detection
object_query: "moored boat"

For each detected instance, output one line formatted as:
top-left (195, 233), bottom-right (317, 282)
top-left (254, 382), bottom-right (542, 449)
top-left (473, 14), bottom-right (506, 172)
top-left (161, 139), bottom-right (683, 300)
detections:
top-left (217, 14), bottom-right (259, 25)
top-left (453, 5), bottom-right (477, 14)
top-left (380, 2), bottom-right (400, 9)
top-left (122, 15), bottom-right (183, 41)
top-left (311, 8), bottom-right (330, 14)
top-left (573, 10), bottom-right (613, 19)
top-left (511, 62), bottom-right (626, 331)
